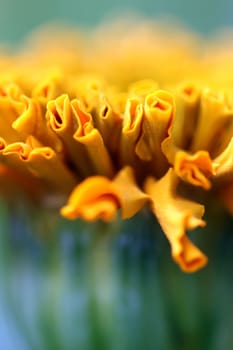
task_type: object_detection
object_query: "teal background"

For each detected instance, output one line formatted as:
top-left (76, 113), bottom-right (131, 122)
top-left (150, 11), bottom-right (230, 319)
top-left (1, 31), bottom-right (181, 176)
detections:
top-left (0, 0), bottom-right (233, 42)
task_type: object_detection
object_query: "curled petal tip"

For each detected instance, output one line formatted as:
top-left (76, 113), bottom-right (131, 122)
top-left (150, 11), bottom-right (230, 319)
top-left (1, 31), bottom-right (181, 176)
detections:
top-left (60, 176), bottom-right (120, 222)
top-left (144, 169), bottom-right (207, 273)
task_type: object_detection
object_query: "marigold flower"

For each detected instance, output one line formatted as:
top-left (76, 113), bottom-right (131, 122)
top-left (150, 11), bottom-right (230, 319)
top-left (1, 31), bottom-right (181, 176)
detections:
top-left (0, 22), bottom-right (232, 272)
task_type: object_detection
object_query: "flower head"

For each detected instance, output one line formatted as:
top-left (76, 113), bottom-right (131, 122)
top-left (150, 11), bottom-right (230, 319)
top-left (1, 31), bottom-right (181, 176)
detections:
top-left (0, 21), bottom-right (232, 272)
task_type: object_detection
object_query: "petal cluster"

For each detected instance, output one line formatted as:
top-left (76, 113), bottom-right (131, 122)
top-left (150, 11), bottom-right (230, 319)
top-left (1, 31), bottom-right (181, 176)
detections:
top-left (0, 22), bottom-right (232, 272)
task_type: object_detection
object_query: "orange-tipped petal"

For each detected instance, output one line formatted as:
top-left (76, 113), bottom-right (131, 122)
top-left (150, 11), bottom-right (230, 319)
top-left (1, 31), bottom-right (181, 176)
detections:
top-left (144, 168), bottom-right (207, 272)
top-left (12, 95), bottom-right (62, 152)
top-left (174, 150), bottom-right (214, 190)
top-left (61, 177), bottom-right (120, 221)
top-left (94, 96), bottom-right (122, 155)
top-left (61, 166), bottom-right (149, 222)
top-left (47, 94), bottom-right (92, 176)
top-left (120, 97), bottom-right (144, 167)
top-left (113, 166), bottom-right (149, 218)
top-left (135, 90), bottom-right (174, 176)
top-left (72, 99), bottom-right (114, 177)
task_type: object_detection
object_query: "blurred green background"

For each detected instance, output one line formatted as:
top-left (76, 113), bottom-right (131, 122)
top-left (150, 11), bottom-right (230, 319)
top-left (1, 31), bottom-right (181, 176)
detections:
top-left (0, 0), bottom-right (233, 42)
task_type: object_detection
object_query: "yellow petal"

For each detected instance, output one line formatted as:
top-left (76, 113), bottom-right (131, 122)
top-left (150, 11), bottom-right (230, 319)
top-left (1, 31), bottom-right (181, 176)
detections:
top-left (28, 146), bottom-right (77, 194)
top-left (161, 88), bottom-right (215, 190)
top-left (0, 140), bottom-right (44, 195)
top-left (113, 166), bottom-right (149, 218)
top-left (135, 90), bottom-right (173, 176)
top-left (191, 88), bottom-right (233, 155)
top-left (92, 95), bottom-right (122, 155)
top-left (170, 81), bottom-right (200, 149)
top-left (72, 76), bottom-right (106, 111)
top-left (31, 73), bottom-right (63, 104)
top-left (61, 177), bottom-right (120, 221)
top-left (144, 168), bottom-right (207, 272)
top-left (2, 142), bottom-right (32, 176)
top-left (161, 82), bottom-right (200, 167)
top-left (120, 97), bottom-right (144, 167)
top-left (2, 141), bottom-right (76, 194)
top-left (61, 166), bottom-right (149, 222)
top-left (0, 82), bottom-right (22, 100)
top-left (13, 95), bottom-right (62, 152)
top-left (72, 99), bottom-right (114, 177)
top-left (128, 79), bottom-right (158, 99)
top-left (109, 91), bottom-right (128, 115)
top-left (47, 94), bottom-right (92, 176)
top-left (46, 94), bottom-right (72, 134)
top-left (174, 150), bottom-right (214, 190)
top-left (0, 82), bottom-right (24, 142)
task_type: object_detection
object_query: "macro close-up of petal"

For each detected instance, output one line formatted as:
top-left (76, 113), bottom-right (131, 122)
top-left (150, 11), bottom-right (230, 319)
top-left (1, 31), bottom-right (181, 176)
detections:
top-left (0, 4), bottom-right (233, 348)
top-left (0, 24), bottom-right (232, 272)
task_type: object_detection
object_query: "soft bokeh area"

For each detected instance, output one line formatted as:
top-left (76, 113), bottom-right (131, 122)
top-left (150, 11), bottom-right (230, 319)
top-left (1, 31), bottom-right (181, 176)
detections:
top-left (0, 0), bottom-right (233, 42)
top-left (0, 1), bottom-right (233, 350)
